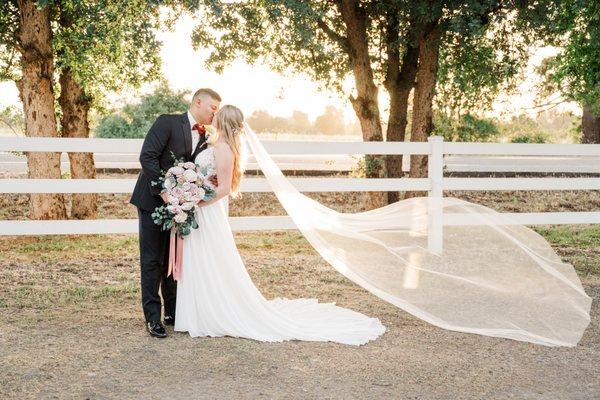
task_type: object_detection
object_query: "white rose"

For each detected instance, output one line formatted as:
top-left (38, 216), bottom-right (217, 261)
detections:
top-left (174, 212), bottom-right (187, 223)
top-left (167, 205), bottom-right (182, 214)
top-left (181, 201), bottom-right (196, 211)
top-left (197, 187), bottom-right (206, 199)
top-left (183, 169), bottom-right (198, 182)
top-left (168, 195), bottom-right (179, 206)
top-left (164, 177), bottom-right (176, 190)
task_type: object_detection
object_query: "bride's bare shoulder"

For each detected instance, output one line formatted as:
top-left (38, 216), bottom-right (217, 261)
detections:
top-left (213, 142), bottom-right (234, 163)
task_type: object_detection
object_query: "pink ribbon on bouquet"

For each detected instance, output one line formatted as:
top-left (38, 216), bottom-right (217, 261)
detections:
top-left (167, 229), bottom-right (184, 282)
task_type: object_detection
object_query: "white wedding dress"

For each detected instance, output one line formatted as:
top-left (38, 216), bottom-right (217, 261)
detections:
top-left (174, 145), bottom-right (387, 346)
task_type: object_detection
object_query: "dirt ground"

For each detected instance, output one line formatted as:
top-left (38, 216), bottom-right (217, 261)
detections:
top-left (0, 228), bottom-right (598, 400)
top-left (1, 175), bottom-right (599, 399)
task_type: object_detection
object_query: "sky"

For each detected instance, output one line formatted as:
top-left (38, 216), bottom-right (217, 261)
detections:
top-left (0, 12), bottom-right (580, 124)
top-left (151, 14), bottom-right (357, 123)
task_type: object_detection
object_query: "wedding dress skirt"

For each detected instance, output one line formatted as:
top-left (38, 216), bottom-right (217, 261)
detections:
top-left (174, 147), bottom-right (386, 346)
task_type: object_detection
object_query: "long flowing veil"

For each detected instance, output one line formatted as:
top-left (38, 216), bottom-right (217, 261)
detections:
top-left (242, 122), bottom-right (591, 347)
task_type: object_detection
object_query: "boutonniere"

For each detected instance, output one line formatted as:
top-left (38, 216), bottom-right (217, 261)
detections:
top-left (204, 125), bottom-right (217, 137)
top-left (204, 124), bottom-right (217, 144)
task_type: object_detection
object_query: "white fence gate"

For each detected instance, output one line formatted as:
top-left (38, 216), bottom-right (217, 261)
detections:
top-left (1, 136), bottom-right (599, 252)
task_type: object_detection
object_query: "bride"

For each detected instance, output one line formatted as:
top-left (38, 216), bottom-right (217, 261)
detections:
top-left (175, 104), bottom-right (591, 348)
top-left (174, 105), bottom-right (386, 345)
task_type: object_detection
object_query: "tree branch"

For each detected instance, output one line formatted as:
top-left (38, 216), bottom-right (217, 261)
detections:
top-left (383, 8), bottom-right (400, 90)
top-left (0, 49), bottom-right (17, 80)
top-left (0, 118), bottom-right (20, 136)
top-left (316, 17), bottom-right (350, 53)
top-left (524, 98), bottom-right (568, 110)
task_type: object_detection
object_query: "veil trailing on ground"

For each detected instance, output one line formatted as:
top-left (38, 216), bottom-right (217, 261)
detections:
top-left (242, 122), bottom-right (591, 347)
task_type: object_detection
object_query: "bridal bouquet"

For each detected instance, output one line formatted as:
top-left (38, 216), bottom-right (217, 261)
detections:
top-left (151, 153), bottom-right (216, 281)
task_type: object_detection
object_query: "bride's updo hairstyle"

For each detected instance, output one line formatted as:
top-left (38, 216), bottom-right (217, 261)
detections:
top-left (211, 105), bottom-right (246, 198)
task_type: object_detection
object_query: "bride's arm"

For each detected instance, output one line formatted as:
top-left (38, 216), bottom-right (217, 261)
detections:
top-left (196, 144), bottom-right (234, 207)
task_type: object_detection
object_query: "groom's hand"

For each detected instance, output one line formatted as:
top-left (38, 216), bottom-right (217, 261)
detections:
top-left (208, 174), bottom-right (218, 187)
top-left (160, 192), bottom-right (168, 203)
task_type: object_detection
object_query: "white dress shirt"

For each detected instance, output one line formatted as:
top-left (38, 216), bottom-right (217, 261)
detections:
top-left (187, 110), bottom-right (200, 152)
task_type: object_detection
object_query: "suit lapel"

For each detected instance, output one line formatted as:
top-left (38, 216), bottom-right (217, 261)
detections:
top-left (180, 112), bottom-right (192, 158)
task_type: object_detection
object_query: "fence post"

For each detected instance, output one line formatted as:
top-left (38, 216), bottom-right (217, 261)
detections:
top-left (427, 135), bottom-right (444, 254)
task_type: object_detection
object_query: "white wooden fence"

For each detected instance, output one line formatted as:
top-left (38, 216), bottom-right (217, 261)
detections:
top-left (1, 136), bottom-right (599, 252)
top-left (3, 151), bottom-right (600, 173)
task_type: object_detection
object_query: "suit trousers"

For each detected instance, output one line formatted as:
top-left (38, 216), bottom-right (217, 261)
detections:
top-left (137, 207), bottom-right (177, 322)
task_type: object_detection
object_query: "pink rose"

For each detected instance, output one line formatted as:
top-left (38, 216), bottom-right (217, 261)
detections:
top-left (167, 205), bottom-right (182, 214)
top-left (169, 166), bottom-right (184, 176)
top-left (171, 187), bottom-right (184, 198)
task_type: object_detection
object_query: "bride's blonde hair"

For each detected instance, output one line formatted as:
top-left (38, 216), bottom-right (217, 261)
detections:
top-left (209, 105), bottom-right (246, 197)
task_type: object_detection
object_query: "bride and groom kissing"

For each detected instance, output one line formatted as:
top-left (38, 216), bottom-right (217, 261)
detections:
top-left (126, 86), bottom-right (590, 348)
top-left (128, 87), bottom-right (387, 345)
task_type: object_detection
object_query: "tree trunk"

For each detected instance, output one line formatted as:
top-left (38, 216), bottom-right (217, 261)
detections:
top-left (582, 103), bottom-right (600, 144)
top-left (58, 68), bottom-right (98, 219)
top-left (339, 0), bottom-right (386, 208)
top-left (384, 14), bottom-right (419, 203)
top-left (404, 24), bottom-right (441, 199)
top-left (16, 0), bottom-right (67, 220)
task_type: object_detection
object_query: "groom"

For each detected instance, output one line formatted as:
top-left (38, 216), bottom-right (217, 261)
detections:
top-left (130, 88), bottom-right (221, 338)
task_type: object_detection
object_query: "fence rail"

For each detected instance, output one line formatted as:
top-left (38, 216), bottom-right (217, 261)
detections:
top-left (0, 137), bottom-right (431, 154)
top-left (1, 136), bottom-right (599, 249)
top-left (4, 154), bottom-right (600, 173)
top-left (3, 136), bottom-right (599, 155)
top-left (3, 138), bottom-right (600, 173)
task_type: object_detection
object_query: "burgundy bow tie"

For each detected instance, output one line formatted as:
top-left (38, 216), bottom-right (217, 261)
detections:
top-left (192, 123), bottom-right (206, 135)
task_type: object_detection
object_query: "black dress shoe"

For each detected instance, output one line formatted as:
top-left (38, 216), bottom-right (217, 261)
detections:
top-left (163, 315), bottom-right (175, 326)
top-left (146, 320), bottom-right (167, 338)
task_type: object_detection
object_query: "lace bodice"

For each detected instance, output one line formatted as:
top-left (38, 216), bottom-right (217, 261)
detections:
top-left (194, 145), bottom-right (228, 212)
top-left (194, 146), bottom-right (216, 176)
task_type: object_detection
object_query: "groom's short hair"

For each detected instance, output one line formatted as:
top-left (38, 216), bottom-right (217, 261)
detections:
top-left (192, 88), bottom-right (221, 102)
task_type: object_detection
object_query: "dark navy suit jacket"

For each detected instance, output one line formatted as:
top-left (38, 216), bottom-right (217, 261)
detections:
top-left (129, 112), bottom-right (208, 211)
